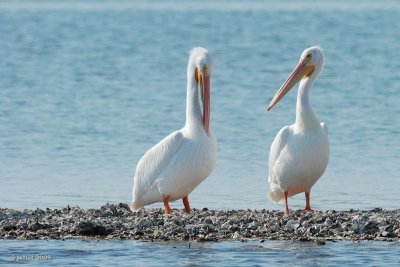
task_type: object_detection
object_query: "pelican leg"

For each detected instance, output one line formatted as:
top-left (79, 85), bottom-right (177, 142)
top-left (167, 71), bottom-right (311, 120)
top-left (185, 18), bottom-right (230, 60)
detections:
top-left (182, 195), bottom-right (191, 214)
top-left (284, 191), bottom-right (289, 213)
top-left (304, 192), bottom-right (313, 211)
top-left (163, 195), bottom-right (171, 215)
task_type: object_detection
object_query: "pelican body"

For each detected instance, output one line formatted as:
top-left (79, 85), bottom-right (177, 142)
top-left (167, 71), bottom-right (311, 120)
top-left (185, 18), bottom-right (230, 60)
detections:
top-left (267, 46), bottom-right (329, 213)
top-left (131, 47), bottom-right (216, 215)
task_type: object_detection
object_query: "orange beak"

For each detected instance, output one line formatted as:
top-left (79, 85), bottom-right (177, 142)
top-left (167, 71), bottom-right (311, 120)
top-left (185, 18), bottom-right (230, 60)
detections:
top-left (202, 74), bottom-right (211, 134)
top-left (267, 60), bottom-right (314, 111)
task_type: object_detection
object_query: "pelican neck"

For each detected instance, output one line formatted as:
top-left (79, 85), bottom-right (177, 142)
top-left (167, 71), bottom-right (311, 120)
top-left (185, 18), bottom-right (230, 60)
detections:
top-left (185, 75), bottom-right (203, 130)
top-left (295, 77), bottom-right (320, 130)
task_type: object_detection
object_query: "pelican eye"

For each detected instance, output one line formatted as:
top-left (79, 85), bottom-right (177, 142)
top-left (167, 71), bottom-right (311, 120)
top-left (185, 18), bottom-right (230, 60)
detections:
top-left (304, 54), bottom-right (312, 63)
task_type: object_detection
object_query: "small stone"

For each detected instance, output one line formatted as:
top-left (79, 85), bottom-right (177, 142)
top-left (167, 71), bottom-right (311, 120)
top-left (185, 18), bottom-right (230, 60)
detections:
top-left (137, 218), bottom-right (151, 228)
top-left (204, 218), bottom-right (213, 224)
top-left (228, 225), bottom-right (240, 232)
top-left (77, 221), bottom-right (111, 236)
top-left (2, 223), bottom-right (17, 231)
top-left (232, 232), bottom-right (240, 239)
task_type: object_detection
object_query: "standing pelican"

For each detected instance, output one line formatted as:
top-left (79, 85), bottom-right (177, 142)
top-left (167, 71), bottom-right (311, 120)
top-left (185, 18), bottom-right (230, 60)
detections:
top-left (267, 46), bottom-right (329, 213)
top-left (130, 47), bottom-right (216, 215)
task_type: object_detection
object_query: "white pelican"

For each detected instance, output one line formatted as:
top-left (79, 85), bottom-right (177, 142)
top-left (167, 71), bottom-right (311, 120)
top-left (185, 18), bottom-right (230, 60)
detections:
top-left (267, 46), bottom-right (329, 213)
top-left (130, 47), bottom-right (216, 215)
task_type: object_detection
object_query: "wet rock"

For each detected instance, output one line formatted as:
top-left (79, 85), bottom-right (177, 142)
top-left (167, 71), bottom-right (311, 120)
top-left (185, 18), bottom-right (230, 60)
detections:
top-left (228, 225), bottom-right (240, 232)
top-left (2, 223), bottom-right (17, 231)
top-left (286, 220), bottom-right (299, 233)
top-left (29, 222), bottom-right (47, 232)
top-left (302, 220), bottom-right (310, 228)
top-left (307, 226), bottom-right (320, 236)
top-left (197, 234), bottom-right (206, 242)
top-left (204, 217), bottom-right (214, 225)
top-left (77, 221), bottom-right (111, 236)
top-left (380, 231), bottom-right (394, 238)
top-left (137, 218), bottom-right (152, 228)
top-left (364, 221), bottom-right (380, 235)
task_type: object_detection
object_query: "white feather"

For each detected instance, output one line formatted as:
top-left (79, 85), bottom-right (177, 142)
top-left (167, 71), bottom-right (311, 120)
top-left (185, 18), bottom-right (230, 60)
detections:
top-left (131, 47), bottom-right (216, 212)
top-left (268, 46), bottom-right (329, 205)
top-left (131, 131), bottom-right (184, 211)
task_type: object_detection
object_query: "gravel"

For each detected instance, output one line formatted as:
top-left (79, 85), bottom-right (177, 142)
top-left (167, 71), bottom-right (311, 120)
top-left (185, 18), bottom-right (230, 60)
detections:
top-left (1, 204), bottom-right (399, 242)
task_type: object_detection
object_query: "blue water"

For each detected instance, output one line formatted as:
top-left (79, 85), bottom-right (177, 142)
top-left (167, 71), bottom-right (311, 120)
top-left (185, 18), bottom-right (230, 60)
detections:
top-left (1, 0), bottom-right (400, 265)
top-left (0, 240), bottom-right (399, 266)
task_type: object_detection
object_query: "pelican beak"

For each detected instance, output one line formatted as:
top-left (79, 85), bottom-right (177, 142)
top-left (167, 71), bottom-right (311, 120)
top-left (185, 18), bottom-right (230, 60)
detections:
top-left (202, 74), bottom-right (211, 134)
top-left (267, 59), bottom-right (314, 111)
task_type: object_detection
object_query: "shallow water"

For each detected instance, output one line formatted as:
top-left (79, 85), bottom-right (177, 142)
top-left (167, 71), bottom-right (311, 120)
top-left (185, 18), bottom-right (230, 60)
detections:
top-left (0, 240), bottom-right (399, 266)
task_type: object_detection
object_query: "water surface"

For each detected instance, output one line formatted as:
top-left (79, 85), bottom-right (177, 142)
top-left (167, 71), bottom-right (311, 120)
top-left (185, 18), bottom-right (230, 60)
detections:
top-left (0, 0), bottom-right (399, 211)
top-left (1, 240), bottom-right (400, 266)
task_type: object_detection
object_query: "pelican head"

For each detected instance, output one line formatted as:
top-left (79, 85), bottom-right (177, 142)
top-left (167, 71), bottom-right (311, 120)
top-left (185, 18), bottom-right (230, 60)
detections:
top-left (188, 47), bottom-right (214, 134)
top-left (267, 46), bottom-right (324, 111)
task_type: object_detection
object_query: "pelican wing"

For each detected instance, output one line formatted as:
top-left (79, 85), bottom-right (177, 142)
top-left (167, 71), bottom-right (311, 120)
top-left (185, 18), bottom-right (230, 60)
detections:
top-left (268, 126), bottom-right (291, 183)
top-left (132, 131), bottom-right (184, 202)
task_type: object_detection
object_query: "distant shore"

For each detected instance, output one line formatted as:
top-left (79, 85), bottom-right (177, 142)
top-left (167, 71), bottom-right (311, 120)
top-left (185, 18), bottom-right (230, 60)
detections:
top-left (1, 204), bottom-right (399, 242)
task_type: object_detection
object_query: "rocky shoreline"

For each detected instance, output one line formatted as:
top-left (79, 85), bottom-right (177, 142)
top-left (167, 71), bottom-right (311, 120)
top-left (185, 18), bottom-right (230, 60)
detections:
top-left (1, 203), bottom-right (399, 243)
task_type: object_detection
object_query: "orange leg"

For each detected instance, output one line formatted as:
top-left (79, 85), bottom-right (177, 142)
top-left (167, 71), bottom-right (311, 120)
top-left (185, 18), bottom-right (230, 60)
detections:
top-left (284, 191), bottom-right (289, 213)
top-left (163, 195), bottom-right (171, 215)
top-left (304, 192), bottom-right (313, 211)
top-left (182, 195), bottom-right (191, 214)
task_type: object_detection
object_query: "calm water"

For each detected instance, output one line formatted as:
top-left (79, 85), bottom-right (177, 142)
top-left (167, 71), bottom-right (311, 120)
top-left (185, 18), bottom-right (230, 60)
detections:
top-left (0, 0), bottom-right (400, 265)
top-left (1, 0), bottom-right (400, 212)
top-left (0, 240), bottom-right (399, 266)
